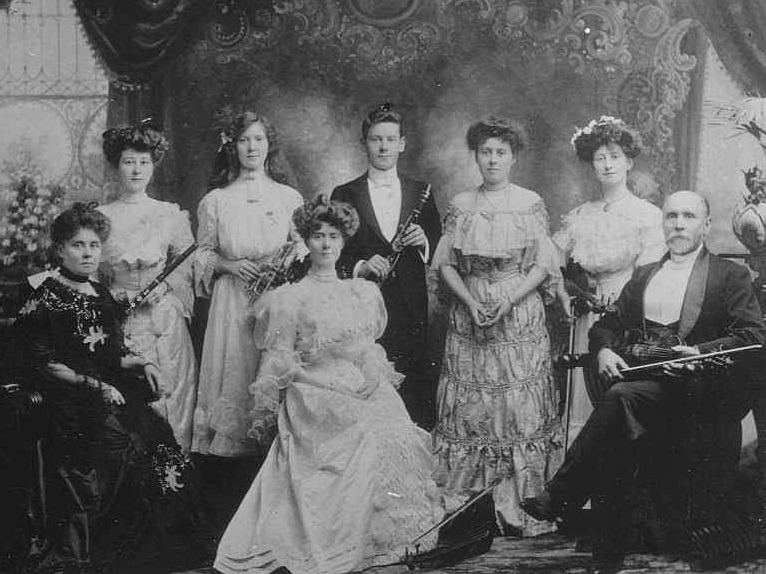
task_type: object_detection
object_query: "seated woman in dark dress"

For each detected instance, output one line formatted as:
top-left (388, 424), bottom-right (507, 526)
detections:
top-left (14, 203), bottom-right (208, 573)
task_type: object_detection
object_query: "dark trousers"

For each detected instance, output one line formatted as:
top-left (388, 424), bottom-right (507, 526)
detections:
top-left (550, 379), bottom-right (681, 506)
top-left (380, 323), bottom-right (436, 430)
top-left (550, 374), bottom-right (750, 555)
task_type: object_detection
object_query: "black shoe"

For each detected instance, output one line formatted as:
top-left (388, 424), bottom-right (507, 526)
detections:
top-left (520, 491), bottom-right (561, 522)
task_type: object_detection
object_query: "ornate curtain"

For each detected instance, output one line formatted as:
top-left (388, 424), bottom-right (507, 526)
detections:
top-left (681, 0), bottom-right (766, 95)
top-left (71, 0), bottom-right (208, 84)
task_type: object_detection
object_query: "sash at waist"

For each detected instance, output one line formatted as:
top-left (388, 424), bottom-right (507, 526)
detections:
top-left (465, 259), bottom-right (522, 282)
top-left (110, 265), bottom-right (162, 293)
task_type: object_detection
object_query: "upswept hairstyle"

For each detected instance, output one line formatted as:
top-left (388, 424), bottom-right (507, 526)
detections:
top-left (466, 117), bottom-right (528, 154)
top-left (102, 119), bottom-right (169, 168)
top-left (292, 195), bottom-right (360, 241)
top-left (361, 103), bottom-right (404, 141)
top-left (51, 202), bottom-right (111, 249)
top-left (570, 116), bottom-right (642, 163)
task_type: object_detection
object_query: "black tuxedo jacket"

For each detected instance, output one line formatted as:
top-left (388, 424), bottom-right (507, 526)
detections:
top-left (331, 173), bottom-right (441, 333)
top-left (590, 248), bottom-right (765, 355)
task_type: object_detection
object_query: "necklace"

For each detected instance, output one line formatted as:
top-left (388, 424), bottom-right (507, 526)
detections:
top-left (56, 270), bottom-right (97, 296)
top-left (60, 266), bottom-right (90, 283)
top-left (600, 191), bottom-right (630, 212)
top-left (477, 184), bottom-right (508, 219)
top-left (118, 192), bottom-right (148, 204)
top-left (307, 269), bottom-right (340, 283)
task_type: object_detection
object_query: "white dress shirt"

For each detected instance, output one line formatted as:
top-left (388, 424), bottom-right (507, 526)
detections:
top-left (368, 166), bottom-right (402, 242)
top-left (353, 167), bottom-right (429, 276)
top-left (643, 245), bottom-right (703, 325)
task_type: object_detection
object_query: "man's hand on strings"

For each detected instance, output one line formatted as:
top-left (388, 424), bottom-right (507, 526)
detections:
top-left (597, 347), bottom-right (628, 382)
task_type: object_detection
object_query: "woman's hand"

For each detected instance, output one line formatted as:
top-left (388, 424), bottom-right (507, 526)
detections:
top-left (482, 299), bottom-right (513, 327)
top-left (467, 300), bottom-right (489, 327)
top-left (101, 383), bottom-right (126, 405)
top-left (143, 363), bottom-right (166, 397)
top-left (143, 281), bottom-right (170, 306)
top-left (355, 380), bottom-right (378, 399)
top-left (223, 258), bottom-right (261, 281)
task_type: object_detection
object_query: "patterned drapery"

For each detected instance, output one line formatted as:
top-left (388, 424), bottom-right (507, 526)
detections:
top-left (681, 0), bottom-right (766, 94)
top-left (72, 0), bottom-right (208, 83)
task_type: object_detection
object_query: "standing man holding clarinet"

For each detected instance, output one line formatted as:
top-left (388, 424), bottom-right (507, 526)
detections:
top-left (332, 103), bottom-right (441, 429)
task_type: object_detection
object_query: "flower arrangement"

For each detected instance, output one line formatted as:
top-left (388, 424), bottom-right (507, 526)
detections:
top-left (570, 115), bottom-right (624, 148)
top-left (743, 166), bottom-right (766, 205)
top-left (714, 97), bottom-right (766, 204)
top-left (0, 158), bottom-right (65, 275)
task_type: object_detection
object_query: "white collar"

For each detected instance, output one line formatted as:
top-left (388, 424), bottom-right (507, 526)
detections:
top-left (665, 244), bottom-right (703, 268)
top-left (367, 166), bottom-right (399, 186)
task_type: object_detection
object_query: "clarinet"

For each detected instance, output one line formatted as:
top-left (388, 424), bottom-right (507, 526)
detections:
top-left (127, 243), bottom-right (198, 311)
top-left (380, 183), bottom-right (431, 281)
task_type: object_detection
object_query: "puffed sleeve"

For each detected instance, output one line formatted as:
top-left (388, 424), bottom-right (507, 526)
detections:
top-left (635, 204), bottom-right (666, 267)
top-left (430, 203), bottom-right (462, 271)
top-left (521, 201), bottom-right (562, 302)
top-left (522, 201), bottom-right (561, 274)
top-left (194, 191), bottom-right (221, 297)
top-left (164, 205), bottom-right (196, 319)
top-left (247, 286), bottom-right (301, 443)
top-left (552, 207), bottom-right (576, 255)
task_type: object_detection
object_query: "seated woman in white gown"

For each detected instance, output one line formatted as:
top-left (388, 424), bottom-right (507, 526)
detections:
top-left (214, 196), bottom-right (445, 574)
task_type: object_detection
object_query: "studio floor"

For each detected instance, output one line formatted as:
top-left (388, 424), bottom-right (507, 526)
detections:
top-left (172, 533), bottom-right (766, 574)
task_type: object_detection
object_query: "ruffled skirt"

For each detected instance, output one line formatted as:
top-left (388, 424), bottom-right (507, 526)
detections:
top-left (121, 293), bottom-right (198, 453)
top-left (433, 270), bottom-right (563, 536)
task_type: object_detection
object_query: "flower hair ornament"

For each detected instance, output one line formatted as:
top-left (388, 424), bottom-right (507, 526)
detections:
top-left (213, 105), bottom-right (239, 152)
top-left (570, 115), bottom-right (626, 148)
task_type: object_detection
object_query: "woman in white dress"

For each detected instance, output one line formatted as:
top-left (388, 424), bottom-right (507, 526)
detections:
top-left (193, 110), bottom-right (305, 457)
top-left (554, 116), bottom-right (665, 443)
top-left (214, 197), bottom-right (444, 574)
top-left (98, 121), bottom-right (198, 452)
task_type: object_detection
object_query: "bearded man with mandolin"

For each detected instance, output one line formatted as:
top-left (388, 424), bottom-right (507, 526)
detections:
top-left (523, 190), bottom-right (766, 571)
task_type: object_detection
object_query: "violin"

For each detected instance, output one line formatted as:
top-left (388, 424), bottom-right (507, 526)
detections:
top-left (557, 344), bottom-right (763, 375)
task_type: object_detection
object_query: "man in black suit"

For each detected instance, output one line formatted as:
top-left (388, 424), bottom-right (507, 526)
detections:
top-left (332, 104), bottom-right (441, 428)
top-left (522, 191), bottom-right (765, 568)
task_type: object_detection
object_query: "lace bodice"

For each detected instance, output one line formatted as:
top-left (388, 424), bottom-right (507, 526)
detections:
top-left (432, 185), bottom-right (560, 279)
top-left (553, 194), bottom-right (665, 280)
top-left (98, 197), bottom-right (193, 270)
top-left (247, 276), bottom-right (401, 441)
top-left (97, 196), bottom-right (195, 315)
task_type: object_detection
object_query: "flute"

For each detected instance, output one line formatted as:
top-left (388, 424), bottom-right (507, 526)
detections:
top-left (127, 243), bottom-right (198, 311)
